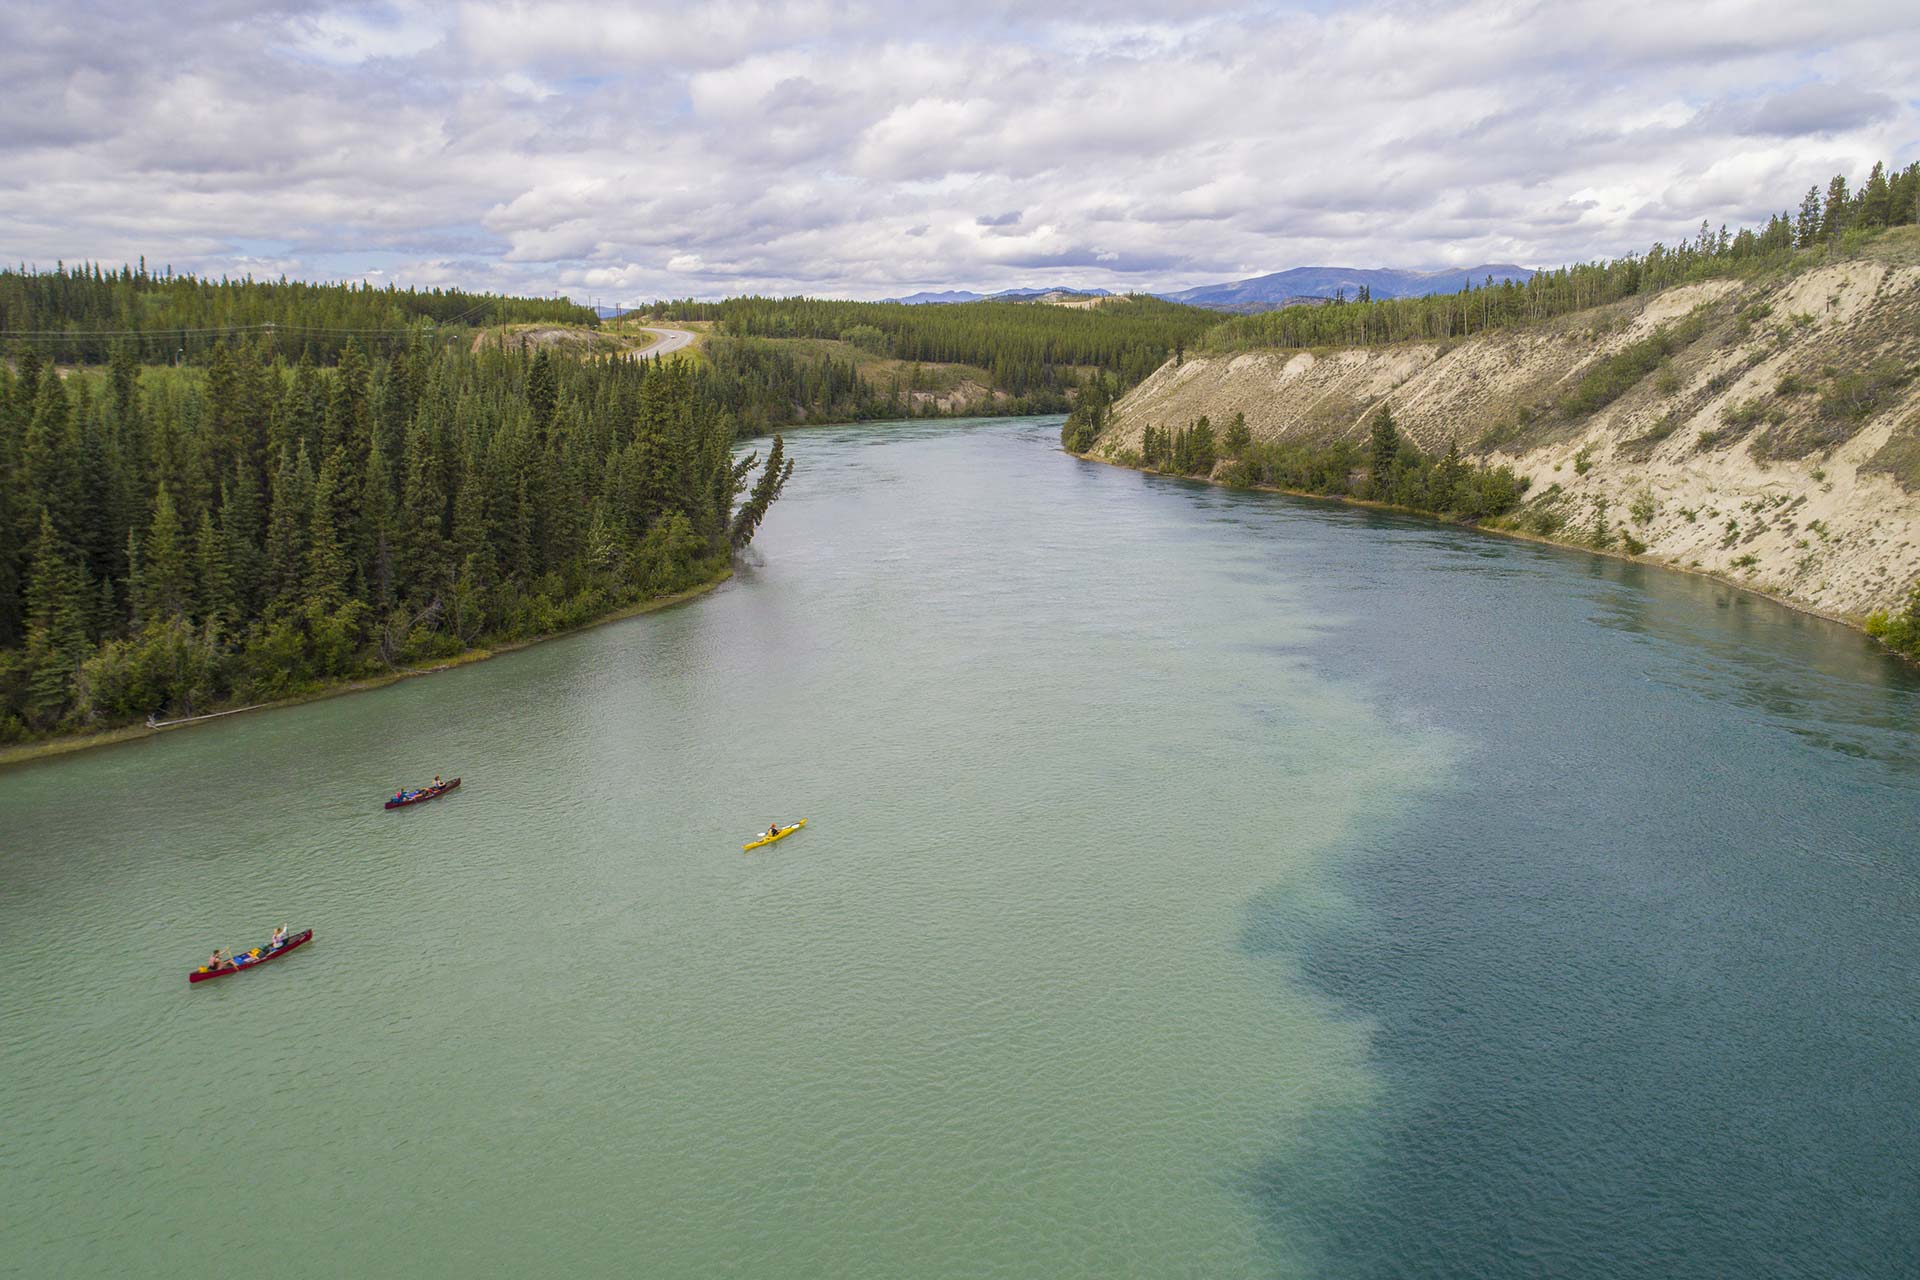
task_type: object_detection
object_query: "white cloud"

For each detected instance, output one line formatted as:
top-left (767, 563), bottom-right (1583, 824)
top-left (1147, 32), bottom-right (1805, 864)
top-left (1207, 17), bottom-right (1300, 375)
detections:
top-left (285, 3), bottom-right (448, 65)
top-left (1, 0), bottom-right (1916, 303)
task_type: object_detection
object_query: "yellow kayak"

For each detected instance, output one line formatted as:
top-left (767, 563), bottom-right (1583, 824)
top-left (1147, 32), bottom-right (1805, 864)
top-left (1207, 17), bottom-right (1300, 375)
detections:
top-left (744, 819), bottom-right (807, 851)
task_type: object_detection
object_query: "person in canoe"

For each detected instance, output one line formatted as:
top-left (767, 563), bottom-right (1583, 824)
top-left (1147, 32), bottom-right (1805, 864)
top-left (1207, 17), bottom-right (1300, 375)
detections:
top-left (432, 775), bottom-right (443, 790)
top-left (393, 788), bottom-right (411, 804)
top-left (269, 925), bottom-right (288, 950)
top-left (207, 947), bottom-right (233, 972)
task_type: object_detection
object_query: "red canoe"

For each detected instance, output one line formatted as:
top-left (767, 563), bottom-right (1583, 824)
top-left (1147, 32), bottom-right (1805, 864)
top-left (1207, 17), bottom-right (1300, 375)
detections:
top-left (383, 777), bottom-right (461, 810)
top-left (189, 929), bottom-right (314, 984)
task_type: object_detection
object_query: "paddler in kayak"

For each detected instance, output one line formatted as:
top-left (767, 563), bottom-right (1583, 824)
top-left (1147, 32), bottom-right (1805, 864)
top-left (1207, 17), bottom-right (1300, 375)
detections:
top-left (766, 821), bottom-right (781, 839)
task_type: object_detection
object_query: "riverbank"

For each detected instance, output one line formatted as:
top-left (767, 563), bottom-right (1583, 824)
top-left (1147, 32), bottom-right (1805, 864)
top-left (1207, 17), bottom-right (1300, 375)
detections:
top-left (1070, 447), bottom-right (1884, 642)
top-left (1098, 239), bottom-right (1920, 624)
top-left (0, 570), bottom-right (733, 772)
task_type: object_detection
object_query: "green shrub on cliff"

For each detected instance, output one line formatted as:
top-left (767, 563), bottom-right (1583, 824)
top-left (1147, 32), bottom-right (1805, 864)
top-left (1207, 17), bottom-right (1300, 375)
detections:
top-left (1820, 359), bottom-right (1913, 422)
top-left (1060, 406), bottom-right (1100, 453)
top-left (1866, 582), bottom-right (1920, 660)
top-left (1561, 317), bottom-right (1707, 419)
top-left (1060, 376), bottom-right (1114, 453)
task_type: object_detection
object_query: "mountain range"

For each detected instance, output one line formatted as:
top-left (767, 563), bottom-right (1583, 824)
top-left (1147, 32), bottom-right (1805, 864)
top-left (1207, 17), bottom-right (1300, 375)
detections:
top-left (878, 265), bottom-right (1536, 313)
top-left (600, 265), bottom-right (1536, 315)
top-left (886, 285), bottom-right (1115, 305)
top-left (1158, 264), bottom-right (1535, 313)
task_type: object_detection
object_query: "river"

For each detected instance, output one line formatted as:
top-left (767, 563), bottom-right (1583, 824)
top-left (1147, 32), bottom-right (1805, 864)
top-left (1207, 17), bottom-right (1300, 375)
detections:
top-left (3, 416), bottom-right (1916, 1277)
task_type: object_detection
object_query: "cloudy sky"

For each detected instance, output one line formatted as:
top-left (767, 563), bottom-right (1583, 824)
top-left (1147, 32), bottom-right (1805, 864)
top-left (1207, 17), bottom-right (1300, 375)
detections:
top-left (4, 0), bottom-right (1916, 303)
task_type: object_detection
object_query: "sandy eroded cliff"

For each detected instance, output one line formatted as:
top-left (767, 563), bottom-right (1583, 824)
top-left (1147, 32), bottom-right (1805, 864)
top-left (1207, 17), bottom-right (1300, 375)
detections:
top-left (1098, 235), bottom-right (1920, 619)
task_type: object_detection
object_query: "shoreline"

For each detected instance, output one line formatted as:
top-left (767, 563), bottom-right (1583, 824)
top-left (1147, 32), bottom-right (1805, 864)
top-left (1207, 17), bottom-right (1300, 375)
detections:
top-left (0, 570), bottom-right (733, 773)
top-left (1071, 448), bottom-right (1883, 641)
top-left (740, 408), bottom-right (1071, 438)
top-left (4, 410), bottom-right (1051, 772)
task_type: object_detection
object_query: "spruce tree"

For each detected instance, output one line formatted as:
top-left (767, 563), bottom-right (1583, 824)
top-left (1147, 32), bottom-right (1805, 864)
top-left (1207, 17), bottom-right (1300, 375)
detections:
top-left (23, 373), bottom-right (77, 540)
top-left (279, 353), bottom-right (325, 460)
top-left (361, 427), bottom-right (396, 610)
top-left (123, 528), bottom-right (145, 630)
top-left (1223, 411), bottom-right (1252, 458)
top-left (1188, 416), bottom-right (1216, 474)
top-left (219, 465), bottom-right (266, 620)
top-left (305, 450), bottom-right (351, 611)
top-left (206, 340), bottom-right (242, 481)
top-left (527, 348), bottom-right (558, 436)
top-left (450, 449), bottom-right (492, 584)
top-left (13, 343), bottom-right (44, 411)
top-left (729, 434), bottom-right (794, 549)
top-left (1436, 437), bottom-right (1464, 512)
top-left (0, 365), bottom-right (22, 645)
top-left (1819, 174), bottom-right (1851, 243)
top-left (507, 473), bottom-right (534, 583)
top-left (1368, 405), bottom-right (1400, 498)
top-left (398, 409), bottom-right (448, 599)
top-left (1796, 186), bottom-right (1822, 247)
top-left (194, 509), bottom-right (232, 628)
top-left (141, 483), bottom-right (194, 622)
top-left (325, 339), bottom-right (372, 459)
top-left (23, 512), bottom-right (92, 727)
top-left (73, 397), bottom-right (119, 590)
top-left (107, 341), bottom-right (139, 432)
top-left (265, 445), bottom-right (314, 610)
top-left (1858, 161), bottom-right (1891, 228)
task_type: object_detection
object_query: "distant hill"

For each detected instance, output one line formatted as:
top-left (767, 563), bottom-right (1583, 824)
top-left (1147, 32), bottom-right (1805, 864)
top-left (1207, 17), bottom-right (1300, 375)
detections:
top-left (1160, 265), bottom-right (1535, 313)
top-left (886, 285), bottom-right (1114, 305)
top-left (888, 290), bottom-right (988, 305)
top-left (882, 268), bottom-right (1534, 312)
top-left (593, 304), bottom-right (632, 319)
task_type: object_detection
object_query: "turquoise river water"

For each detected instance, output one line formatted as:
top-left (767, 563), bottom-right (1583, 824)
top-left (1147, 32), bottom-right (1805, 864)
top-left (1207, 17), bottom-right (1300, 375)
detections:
top-left (2, 416), bottom-right (1916, 1277)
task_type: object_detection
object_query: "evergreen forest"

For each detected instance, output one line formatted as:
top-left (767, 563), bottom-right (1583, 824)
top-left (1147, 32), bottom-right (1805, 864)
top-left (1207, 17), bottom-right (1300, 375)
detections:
top-left (0, 262), bottom-right (596, 365)
top-left (0, 336), bottom-right (791, 742)
top-left (655, 294), bottom-right (1221, 396)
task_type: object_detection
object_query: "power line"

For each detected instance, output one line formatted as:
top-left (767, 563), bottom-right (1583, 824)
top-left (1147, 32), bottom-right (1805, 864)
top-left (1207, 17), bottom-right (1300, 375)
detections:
top-left (0, 323), bottom-right (267, 337)
top-left (0, 298), bottom-right (582, 342)
top-left (0, 318), bottom-right (491, 341)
